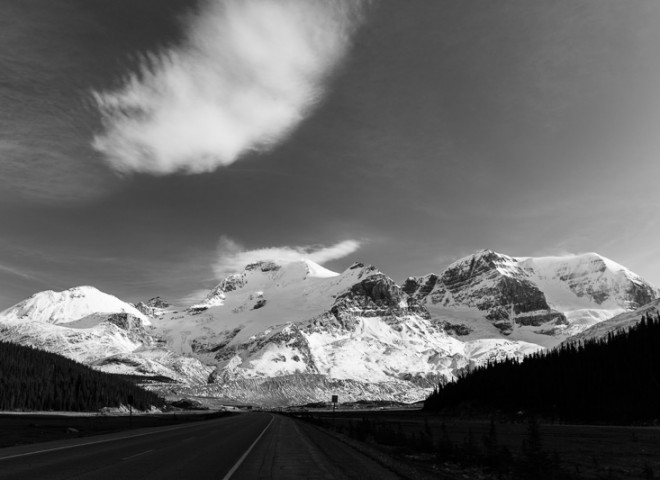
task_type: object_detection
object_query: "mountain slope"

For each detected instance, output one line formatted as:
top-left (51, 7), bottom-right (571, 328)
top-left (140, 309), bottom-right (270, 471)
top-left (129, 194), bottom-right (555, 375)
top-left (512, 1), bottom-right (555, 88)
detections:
top-left (403, 250), bottom-right (658, 347)
top-left (562, 298), bottom-right (660, 345)
top-left (0, 287), bottom-right (211, 385)
top-left (0, 286), bottom-right (150, 326)
top-left (149, 260), bottom-right (541, 404)
top-left (1, 250), bottom-right (653, 406)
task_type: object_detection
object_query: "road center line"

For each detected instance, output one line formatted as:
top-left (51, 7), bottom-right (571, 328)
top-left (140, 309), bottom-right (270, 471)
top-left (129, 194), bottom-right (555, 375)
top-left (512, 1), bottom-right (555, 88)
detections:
top-left (222, 415), bottom-right (274, 480)
top-left (122, 449), bottom-right (154, 460)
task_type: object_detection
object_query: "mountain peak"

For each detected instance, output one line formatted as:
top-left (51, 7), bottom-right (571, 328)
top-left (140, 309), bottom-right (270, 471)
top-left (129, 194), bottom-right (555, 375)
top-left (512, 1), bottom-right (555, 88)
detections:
top-left (446, 250), bottom-right (521, 280)
top-left (0, 286), bottom-right (150, 325)
top-left (449, 249), bottom-right (509, 265)
top-left (192, 259), bottom-right (340, 311)
top-left (278, 259), bottom-right (338, 279)
top-left (346, 262), bottom-right (380, 275)
top-left (241, 259), bottom-right (338, 279)
top-left (245, 260), bottom-right (282, 273)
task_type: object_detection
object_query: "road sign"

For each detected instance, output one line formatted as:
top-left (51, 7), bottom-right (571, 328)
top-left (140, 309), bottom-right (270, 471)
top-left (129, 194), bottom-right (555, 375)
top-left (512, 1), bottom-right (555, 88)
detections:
top-left (331, 395), bottom-right (338, 428)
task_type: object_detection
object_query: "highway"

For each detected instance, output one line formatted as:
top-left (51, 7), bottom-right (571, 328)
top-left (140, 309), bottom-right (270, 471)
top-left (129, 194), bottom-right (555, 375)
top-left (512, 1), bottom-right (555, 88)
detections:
top-left (0, 413), bottom-right (401, 479)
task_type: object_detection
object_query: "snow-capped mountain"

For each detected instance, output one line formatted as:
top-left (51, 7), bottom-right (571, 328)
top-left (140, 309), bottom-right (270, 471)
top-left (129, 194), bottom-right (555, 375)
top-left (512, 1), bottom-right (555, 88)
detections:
top-left (148, 259), bottom-right (541, 404)
top-left (562, 299), bottom-right (660, 346)
top-left (0, 286), bottom-right (150, 326)
top-left (0, 287), bottom-right (210, 385)
top-left (0, 250), bottom-right (655, 406)
top-left (403, 250), bottom-right (658, 347)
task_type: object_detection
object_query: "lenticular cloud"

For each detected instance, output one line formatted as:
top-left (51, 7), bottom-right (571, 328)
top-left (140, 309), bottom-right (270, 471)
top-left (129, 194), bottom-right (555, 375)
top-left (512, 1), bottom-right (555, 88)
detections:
top-left (213, 236), bottom-right (362, 278)
top-left (92, 0), bottom-right (367, 175)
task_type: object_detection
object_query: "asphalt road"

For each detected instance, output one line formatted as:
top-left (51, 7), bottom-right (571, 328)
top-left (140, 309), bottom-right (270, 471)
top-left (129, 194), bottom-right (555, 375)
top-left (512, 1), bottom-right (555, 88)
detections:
top-left (0, 413), bottom-right (401, 479)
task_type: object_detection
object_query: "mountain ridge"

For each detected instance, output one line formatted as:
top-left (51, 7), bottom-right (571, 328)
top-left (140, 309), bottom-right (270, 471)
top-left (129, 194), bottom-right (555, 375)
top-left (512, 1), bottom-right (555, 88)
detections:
top-left (0, 250), bottom-right (656, 406)
top-left (404, 249), bottom-right (658, 346)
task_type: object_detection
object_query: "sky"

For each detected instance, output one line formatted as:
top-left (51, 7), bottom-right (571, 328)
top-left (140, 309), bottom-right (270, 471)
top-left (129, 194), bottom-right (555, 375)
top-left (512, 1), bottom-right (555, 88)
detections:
top-left (1, 0), bottom-right (660, 307)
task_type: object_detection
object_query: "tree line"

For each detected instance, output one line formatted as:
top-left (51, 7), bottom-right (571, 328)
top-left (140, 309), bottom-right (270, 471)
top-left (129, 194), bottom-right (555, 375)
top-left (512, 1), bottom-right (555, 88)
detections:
top-left (424, 311), bottom-right (660, 423)
top-left (0, 341), bottom-right (163, 411)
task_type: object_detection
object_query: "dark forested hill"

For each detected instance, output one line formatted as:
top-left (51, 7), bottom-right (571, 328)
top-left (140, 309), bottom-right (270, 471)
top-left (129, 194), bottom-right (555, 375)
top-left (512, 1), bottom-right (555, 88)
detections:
top-left (0, 341), bottom-right (163, 411)
top-left (424, 313), bottom-right (660, 423)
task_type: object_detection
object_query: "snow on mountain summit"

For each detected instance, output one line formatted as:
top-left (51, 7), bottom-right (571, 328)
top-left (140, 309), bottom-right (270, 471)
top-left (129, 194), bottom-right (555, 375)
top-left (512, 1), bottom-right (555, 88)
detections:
top-left (404, 250), bottom-right (659, 347)
top-left (0, 287), bottom-right (213, 384)
top-left (0, 286), bottom-right (150, 326)
top-left (518, 252), bottom-right (658, 311)
top-left (192, 259), bottom-right (339, 310)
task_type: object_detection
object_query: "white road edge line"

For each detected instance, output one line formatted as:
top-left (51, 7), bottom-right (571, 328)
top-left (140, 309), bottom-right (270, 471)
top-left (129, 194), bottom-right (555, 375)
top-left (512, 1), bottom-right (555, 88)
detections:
top-left (222, 415), bottom-right (274, 480)
top-left (0, 419), bottom-right (218, 462)
top-left (122, 449), bottom-right (154, 460)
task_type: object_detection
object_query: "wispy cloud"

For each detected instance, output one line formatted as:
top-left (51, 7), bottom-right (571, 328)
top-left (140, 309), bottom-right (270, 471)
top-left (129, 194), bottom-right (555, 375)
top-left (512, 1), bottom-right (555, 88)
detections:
top-left (0, 263), bottom-right (35, 281)
top-left (213, 236), bottom-right (362, 278)
top-left (92, 0), bottom-right (368, 175)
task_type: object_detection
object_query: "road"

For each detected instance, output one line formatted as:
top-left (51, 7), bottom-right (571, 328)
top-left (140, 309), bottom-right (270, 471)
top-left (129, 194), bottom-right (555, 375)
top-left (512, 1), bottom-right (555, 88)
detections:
top-left (0, 413), bottom-right (401, 479)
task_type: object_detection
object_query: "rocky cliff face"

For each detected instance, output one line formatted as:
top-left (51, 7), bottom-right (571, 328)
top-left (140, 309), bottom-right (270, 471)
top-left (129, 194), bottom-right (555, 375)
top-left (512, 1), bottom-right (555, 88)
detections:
top-left (134, 297), bottom-right (169, 318)
top-left (329, 264), bottom-right (429, 326)
top-left (405, 250), bottom-right (658, 345)
top-left (105, 313), bottom-right (153, 345)
top-left (405, 251), bottom-right (566, 334)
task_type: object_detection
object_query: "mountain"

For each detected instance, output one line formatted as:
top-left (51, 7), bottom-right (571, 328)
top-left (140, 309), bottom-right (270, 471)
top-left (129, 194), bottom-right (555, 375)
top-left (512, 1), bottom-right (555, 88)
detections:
top-left (0, 250), bottom-right (655, 406)
top-left (134, 296), bottom-right (170, 319)
top-left (403, 250), bottom-right (658, 347)
top-left (0, 286), bottom-right (150, 325)
top-left (149, 260), bottom-right (541, 405)
top-left (562, 298), bottom-right (660, 345)
top-left (0, 286), bottom-right (210, 385)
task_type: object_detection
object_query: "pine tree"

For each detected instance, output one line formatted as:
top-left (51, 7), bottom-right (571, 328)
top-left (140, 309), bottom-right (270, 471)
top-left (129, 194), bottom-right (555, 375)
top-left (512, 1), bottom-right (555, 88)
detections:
top-left (424, 315), bottom-right (660, 423)
top-left (0, 341), bottom-right (163, 411)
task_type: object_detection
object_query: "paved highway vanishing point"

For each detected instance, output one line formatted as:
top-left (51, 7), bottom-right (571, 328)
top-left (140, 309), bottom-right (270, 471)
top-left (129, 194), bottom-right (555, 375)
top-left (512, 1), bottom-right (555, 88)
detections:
top-left (0, 413), bottom-right (401, 479)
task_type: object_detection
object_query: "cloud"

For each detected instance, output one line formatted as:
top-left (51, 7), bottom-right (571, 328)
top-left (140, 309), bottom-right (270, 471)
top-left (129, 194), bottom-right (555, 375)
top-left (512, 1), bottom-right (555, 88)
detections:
top-left (92, 0), bottom-right (368, 175)
top-left (0, 263), bottom-right (36, 281)
top-left (177, 288), bottom-right (215, 307)
top-left (213, 236), bottom-right (362, 278)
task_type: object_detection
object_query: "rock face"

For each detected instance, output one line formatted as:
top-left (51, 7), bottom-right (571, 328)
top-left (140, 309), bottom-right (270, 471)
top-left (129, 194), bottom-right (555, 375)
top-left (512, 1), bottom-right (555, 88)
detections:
top-left (405, 251), bottom-right (566, 334)
top-left (405, 250), bottom-right (658, 346)
top-left (325, 266), bottom-right (429, 336)
top-left (134, 297), bottom-right (169, 318)
top-left (105, 313), bottom-right (153, 345)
